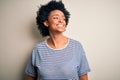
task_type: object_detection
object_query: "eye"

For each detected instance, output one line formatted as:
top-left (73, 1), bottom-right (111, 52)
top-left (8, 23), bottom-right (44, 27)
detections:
top-left (53, 16), bottom-right (59, 19)
top-left (63, 17), bottom-right (66, 21)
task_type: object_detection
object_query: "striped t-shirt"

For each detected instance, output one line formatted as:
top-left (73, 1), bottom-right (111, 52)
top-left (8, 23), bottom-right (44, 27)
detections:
top-left (25, 38), bottom-right (90, 80)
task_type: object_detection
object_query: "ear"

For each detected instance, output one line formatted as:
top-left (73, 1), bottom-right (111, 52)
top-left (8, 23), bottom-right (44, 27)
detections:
top-left (43, 20), bottom-right (49, 27)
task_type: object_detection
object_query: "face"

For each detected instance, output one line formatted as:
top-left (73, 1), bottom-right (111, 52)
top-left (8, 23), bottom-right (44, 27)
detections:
top-left (44, 10), bottom-right (66, 34)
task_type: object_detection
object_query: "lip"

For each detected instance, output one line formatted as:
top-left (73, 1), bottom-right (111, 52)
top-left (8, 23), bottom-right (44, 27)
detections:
top-left (57, 24), bottom-right (64, 28)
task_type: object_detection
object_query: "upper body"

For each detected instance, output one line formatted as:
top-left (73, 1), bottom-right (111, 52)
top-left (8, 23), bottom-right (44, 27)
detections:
top-left (25, 38), bottom-right (90, 80)
top-left (25, 0), bottom-right (91, 80)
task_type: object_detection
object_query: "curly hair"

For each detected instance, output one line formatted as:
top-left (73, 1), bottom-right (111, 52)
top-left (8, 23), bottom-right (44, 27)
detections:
top-left (36, 0), bottom-right (70, 37)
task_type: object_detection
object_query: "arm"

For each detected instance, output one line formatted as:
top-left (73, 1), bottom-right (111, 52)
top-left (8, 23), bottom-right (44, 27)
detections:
top-left (27, 75), bottom-right (35, 80)
top-left (79, 74), bottom-right (88, 80)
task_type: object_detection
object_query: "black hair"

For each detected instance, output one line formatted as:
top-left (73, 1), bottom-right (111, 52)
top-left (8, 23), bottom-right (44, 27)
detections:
top-left (36, 0), bottom-right (70, 37)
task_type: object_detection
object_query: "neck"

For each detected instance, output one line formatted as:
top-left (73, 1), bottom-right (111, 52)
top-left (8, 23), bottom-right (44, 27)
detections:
top-left (47, 34), bottom-right (68, 49)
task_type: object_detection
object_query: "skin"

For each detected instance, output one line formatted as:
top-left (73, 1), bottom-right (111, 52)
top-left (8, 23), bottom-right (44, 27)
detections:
top-left (44, 10), bottom-right (68, 49)
top-left (27, 10), bottom-right (88, 80)
top-left (79, 74), bottom-right (88, 80)
top-left (26, 76), bottom-right (35, 80)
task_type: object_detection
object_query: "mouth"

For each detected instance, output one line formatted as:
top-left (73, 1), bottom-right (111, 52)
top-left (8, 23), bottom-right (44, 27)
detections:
top-left (57, 24), bottom-right (64, 28)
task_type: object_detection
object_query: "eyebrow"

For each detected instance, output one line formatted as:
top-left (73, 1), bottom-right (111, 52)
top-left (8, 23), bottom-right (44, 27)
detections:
top-left (52, 14), bottom-right (65, 18)
top-left (53, 14), bottom-right (59, 16)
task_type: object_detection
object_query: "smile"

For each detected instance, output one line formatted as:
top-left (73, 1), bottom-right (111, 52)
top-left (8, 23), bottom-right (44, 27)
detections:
top-left (57, 24), bottom-right (64, 27)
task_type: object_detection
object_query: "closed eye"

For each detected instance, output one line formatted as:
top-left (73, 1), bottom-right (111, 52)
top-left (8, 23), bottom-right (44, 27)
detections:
top-left (53, 16), bottom-right (59, 19)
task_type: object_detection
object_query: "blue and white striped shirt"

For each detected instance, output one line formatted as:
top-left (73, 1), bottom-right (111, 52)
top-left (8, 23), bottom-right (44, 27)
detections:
top-left (25, 38), bottom-right (90, 80)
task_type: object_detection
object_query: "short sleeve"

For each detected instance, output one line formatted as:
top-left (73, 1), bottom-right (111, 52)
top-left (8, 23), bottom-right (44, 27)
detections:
top-left (25, 48), bottom-right (37, 77)
top-left (77, 43), bottom-right (91, 76)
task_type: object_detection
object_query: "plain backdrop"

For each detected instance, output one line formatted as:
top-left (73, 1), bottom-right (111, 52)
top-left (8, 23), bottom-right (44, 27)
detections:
top-left (0, 0), bottom-right (120, 80)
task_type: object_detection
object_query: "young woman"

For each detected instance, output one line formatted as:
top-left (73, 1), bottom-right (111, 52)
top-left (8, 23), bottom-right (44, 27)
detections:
top-left (25, 0), bottom-right (90, 80)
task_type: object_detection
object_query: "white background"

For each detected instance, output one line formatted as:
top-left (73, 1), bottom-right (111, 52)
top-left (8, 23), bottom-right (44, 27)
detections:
top-left (0, 0), bottom-right (120, 80)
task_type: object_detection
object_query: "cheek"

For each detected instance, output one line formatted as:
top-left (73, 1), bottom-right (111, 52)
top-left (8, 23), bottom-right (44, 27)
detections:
top-left (64, 21), bottom-right (66, 25)
top-left (49, 20), bottom-right (57, 25)
top-left (47, 21), bottom-right (56, 28)
top-left (63, 21), bottom-right (66, 26)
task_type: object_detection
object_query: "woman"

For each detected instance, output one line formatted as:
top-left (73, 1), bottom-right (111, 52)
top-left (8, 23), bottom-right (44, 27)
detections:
top-left (25, 0), bottom-right (90, 80)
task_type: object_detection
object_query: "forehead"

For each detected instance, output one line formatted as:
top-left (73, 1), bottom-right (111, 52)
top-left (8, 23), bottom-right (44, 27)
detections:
top-left (49, 10), bottom-right (65, 17)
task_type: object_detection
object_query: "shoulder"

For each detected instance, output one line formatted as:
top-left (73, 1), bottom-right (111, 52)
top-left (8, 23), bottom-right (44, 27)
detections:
top-left (31, 40), bottom-right (46, 53)
top-left (69, 38), bottom-right (82, 46)
top-left (69, 38), bottom-right (85, 52)
top-left (30, 40), bottom-right (46, 58)
top-left (34, 40), bottom-right (45, 49)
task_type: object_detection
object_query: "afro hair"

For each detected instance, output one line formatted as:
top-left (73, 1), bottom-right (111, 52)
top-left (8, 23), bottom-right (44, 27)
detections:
top-left (36, 0), bottom-right (70, 37)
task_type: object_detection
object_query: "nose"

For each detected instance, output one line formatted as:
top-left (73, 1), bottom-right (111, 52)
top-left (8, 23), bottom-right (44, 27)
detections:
top-left (58, 18), bottom-right (63, 23)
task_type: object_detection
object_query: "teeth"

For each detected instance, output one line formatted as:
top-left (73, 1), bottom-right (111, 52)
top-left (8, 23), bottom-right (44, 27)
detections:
top-left (58, 24), bottom-right (63, 27)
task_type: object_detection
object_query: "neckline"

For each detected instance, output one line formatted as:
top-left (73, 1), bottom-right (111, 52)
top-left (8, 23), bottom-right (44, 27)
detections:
top-left (45, 38), bottom-right (70, 50)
